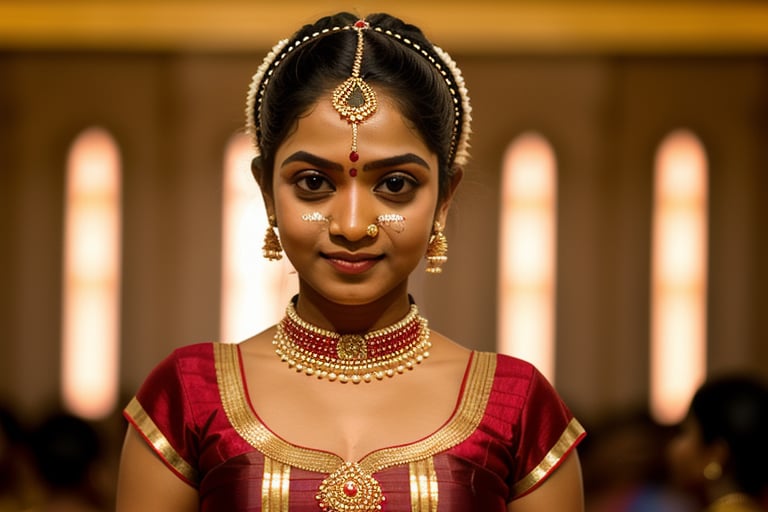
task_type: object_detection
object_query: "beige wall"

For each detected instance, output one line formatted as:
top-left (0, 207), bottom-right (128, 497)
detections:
top-left (1, 49), bottom-right (767, 424)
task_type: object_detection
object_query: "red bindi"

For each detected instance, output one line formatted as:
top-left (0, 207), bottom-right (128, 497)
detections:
top-left (349, 168), bottom-right (358, 177)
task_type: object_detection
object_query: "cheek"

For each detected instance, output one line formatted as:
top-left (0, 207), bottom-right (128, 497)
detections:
top-left (395, 207), bottom-right (436, 249)
top-left (667, 435), bottom-right (692, 464)
top-left (396, 230), bottom-right (430, 259)
top-left (273, 201), bottom-right (320, 248)
top-left (667, 434), bottom-right (705, 485)
top-left (276, 213), bottom-right (319, 243)
top-left (273, 183), bottom-right (309, 223)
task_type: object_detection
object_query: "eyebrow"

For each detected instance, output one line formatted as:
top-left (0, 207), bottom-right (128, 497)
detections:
top-left (363, 153), bottom-right (431, 172)
top-left (280, 151), bottom-right (344, 172)
top-left (280, 151), bottom-right (431, 173)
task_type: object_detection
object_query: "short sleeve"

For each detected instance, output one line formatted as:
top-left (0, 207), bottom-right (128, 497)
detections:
top-left (123, 343), bottom-right (216, 486)
top-left (505, 359), bottom-right (585, 498)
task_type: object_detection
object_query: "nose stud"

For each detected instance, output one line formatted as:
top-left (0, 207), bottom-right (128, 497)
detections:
top-left (305, 212), bottom-right (405, 239)
top-left (366, 214), bottom-right (405, 238)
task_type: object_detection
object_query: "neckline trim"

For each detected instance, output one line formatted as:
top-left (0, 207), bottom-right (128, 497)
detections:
top-left (213, 342), bottom-right (496, 474)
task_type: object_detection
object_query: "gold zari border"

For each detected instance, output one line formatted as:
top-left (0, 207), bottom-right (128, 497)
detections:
top-left (410, 458), bottom-right (439, 512)
top-left (214, 343), bottom-right (496, 475)
top-left (125, 397), bottom-right (199, 483)
top-left (511, 417), bottom-right (585, 497)
top-left (262, 456), bottom-right (290, 512)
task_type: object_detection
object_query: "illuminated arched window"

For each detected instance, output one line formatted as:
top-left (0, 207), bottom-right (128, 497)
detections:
top-left (651, 129), bottom-right (708, 424)
top-left (220, 133), bottom-right (297, 342)
top-left (62, 127), bottom-right (121, 420)
top-left (497, 132), bottom-right (557, 382)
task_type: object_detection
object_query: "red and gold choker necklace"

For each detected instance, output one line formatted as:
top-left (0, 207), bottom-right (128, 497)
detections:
top-left (273, 301), bottom-right (431, 384)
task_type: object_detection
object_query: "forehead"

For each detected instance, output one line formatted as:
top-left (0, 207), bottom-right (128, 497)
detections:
top-left (275, 93), bottom-right (435, 164)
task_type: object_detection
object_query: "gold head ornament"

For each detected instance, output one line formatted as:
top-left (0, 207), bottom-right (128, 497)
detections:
top-left (331, 20), bottom-right (378, 163)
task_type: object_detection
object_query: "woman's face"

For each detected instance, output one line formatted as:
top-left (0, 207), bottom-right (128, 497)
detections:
top-left (268, 93), bottom-right (447, 306)
top-left (667, 416), bottom-right (713, 493)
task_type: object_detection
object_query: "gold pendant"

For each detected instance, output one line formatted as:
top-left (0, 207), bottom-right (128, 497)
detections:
top-left (337, 334), bottom-right (367, 359)
top-left (316, 461), bottom-right (385, 511)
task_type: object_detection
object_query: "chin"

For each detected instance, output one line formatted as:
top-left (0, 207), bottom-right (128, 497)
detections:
top-left (308, 281), bottom-right (407, 308)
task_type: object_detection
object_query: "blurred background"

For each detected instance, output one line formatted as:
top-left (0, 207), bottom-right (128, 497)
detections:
top-left (1, 0), bottom-right (767, 510)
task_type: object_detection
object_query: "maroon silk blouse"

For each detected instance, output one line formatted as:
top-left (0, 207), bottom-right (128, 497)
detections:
top-left (125, 342), bottom-right (585, 511)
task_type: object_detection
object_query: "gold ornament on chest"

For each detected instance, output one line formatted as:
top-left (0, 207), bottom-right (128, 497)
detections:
top-left (316, 461), bottom-right (385, 511)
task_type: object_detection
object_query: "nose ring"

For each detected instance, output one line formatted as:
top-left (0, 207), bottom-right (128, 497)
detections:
top-left (366, 214), bottom-right (406, 238)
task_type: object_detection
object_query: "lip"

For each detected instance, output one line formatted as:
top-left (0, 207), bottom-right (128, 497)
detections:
top-left (322, 252), bottom-right (383, 275)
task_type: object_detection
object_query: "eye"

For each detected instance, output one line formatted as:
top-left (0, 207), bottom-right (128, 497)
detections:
top-left (374, 173), bottom-right (418, 200)
top-left (294, 171), bottom-right (335, 196)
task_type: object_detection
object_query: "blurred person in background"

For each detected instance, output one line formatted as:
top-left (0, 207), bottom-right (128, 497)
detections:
top-left (28, 412), bottom-right (106, 512)
top-left (667, 374), bottom-right (768, 512)
top-left (0, 405), bottom-right (37, 511)
top-left (580, 409), bottom-right (694, 512)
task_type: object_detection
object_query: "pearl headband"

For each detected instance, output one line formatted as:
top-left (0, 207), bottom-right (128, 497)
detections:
top-left (245, 18), bottom-right (472, 168)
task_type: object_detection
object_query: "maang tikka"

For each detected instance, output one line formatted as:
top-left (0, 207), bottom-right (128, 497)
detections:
top-left (331, 20), bottom-right (378, 168)
top-left (246, 18), bottom-right (472, 173)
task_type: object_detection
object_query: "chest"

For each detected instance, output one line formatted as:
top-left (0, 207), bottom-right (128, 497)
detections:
top-left (197, 452), bottom-right (511, 512)
top-left (246, 358), bottom-right (467, 460)
top-left (194, 347), bottom-right (516, 510)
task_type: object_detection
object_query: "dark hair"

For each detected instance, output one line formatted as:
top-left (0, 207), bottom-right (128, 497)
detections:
top-left (689, 374), bottom-right (768, 496)
top-left (29, 413), bottom-right (101, 489)
top-left (253, 12), bottom-right (467, 201)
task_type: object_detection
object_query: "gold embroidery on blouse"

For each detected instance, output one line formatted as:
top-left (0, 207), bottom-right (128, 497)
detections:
top-left (215, 342), bottom-right (340, 471)
top-left (409, 458), bottom-right (438, 512)
top-left (214, 343), bottom-right (495, 477)
top-left (262, 456), bottom-right (290, 512)
top-left (511, 417), bottom-right (585, 497)
top-left (125, 397), bottom-right (199, 483)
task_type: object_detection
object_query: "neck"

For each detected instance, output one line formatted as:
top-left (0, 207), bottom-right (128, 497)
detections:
top-left (294, 281), bottom-right (412, 333)
top-left (274, 296), bottom-right (431, 384)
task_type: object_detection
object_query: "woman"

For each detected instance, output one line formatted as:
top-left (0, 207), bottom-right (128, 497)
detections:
top-left (667, 375), bottom-right (768, 512)
top-left (116, 12), bottom-right (586, 511)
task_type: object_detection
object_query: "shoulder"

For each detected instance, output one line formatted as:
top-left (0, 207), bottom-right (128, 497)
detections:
top-left (479, 351), bottom-right (541, 393)
top-left (151, 342), bottom-right (222, 375)
top-left (473, 351), bottom-right (575, 426)
top-left (472, 354), bottom-right (585, 500)
top-left (167, 341), bottom-right (218, 361)
top-left (132, 342), bottom-right (226, 406)
top-left (126, 342), bottom-right (233, 448)
top-left (492, 352), bottom-right (538, 375)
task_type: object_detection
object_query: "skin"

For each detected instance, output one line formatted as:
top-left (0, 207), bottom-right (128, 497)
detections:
top-left (116, 91), bottom-right (584, 512)
top-left (261, 96), bottom-right (450, 328)
top-left (667, 416), bottom-right (737, 506)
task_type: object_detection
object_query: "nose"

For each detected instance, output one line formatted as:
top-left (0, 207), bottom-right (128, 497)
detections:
top-left (327, 183), bottom-right (376, 241)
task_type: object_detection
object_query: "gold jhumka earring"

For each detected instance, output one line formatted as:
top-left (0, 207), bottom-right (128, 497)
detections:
top-left (425, 221), bottom-right (448, 273)
top-left (262, 215), bottom-right (283, 261)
